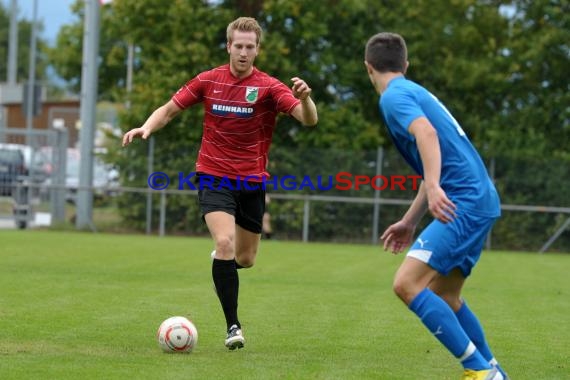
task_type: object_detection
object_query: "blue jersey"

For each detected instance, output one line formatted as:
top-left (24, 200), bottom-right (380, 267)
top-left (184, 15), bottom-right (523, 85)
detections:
top-left (380, 76), bottom-right (500, 217)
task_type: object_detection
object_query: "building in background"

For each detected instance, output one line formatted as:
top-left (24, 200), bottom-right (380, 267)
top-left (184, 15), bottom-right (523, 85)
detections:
top-left (0, 97), bottom-right (80, 147)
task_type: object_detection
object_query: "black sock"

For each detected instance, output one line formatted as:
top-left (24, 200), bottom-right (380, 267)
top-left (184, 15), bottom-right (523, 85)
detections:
top-left (212, 258), bottom-right (240, 330)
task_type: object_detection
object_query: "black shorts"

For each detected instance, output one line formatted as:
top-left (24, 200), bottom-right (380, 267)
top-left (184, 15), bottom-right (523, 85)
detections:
top-left (196, 173), bottom-right (266, 234)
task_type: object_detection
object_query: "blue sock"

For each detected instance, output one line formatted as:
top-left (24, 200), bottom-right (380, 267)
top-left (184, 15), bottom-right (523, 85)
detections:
top-left (456, 302), bottom-right (508, 376)
top-left (409, 288), bottom-right (490, 370)
top-left (455, 301), bottom-right (494, 362)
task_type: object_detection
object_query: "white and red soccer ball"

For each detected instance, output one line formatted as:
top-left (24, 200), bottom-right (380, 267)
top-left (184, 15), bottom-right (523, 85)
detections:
top-left (157, 316), bottom-right (198, 353)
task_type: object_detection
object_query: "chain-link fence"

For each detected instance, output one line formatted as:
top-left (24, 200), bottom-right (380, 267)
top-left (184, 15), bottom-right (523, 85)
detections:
top-left (2, 144), bottom-right (569, 252)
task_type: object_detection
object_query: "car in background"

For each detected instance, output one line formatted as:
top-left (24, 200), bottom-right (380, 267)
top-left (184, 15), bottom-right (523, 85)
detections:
top-left (42, 148), bottom-right (119, 204)
top-left (0, 147), bottom-right (27, 196)
top-left (65, 154), bottom-right (119, 204)
top-left (0, 143), bottom-right (51, 183)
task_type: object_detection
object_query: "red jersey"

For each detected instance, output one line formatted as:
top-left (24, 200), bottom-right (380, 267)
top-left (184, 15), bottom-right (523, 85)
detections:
top-left (172, 64), bottom-right (300, 181)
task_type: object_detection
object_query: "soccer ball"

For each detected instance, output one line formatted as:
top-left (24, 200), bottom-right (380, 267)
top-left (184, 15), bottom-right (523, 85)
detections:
top-left (157, 316), bottom-right (198, 353)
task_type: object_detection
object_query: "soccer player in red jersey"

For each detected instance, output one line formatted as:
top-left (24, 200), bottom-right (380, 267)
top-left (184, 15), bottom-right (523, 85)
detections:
top-left (122, 17), bottom-right (318, 350)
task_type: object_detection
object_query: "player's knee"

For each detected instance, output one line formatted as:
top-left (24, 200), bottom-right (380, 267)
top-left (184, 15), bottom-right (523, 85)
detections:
top-left (214, 235), bottom-right (234, 257)
top-left (392, 277), bottom-right (414, 304)
top-left (235, 248), bottom-right (257, 268)
top-left (236, 257), bottom-right (255, 268)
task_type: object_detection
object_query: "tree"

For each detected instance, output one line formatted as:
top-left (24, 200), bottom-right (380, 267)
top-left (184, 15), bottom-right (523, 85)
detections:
top-left (47, 0), bottom-right (569, 155)
top-left (490, 0), bottom-right (570, 159)
top-left (0, 2), bottom-right (49, 85)
top-left (45, 0), bottom-right (130, 101)
top-left (47, 0), bottom-right (569, 249)
top-left (253, 0), bottom-right (385, 149)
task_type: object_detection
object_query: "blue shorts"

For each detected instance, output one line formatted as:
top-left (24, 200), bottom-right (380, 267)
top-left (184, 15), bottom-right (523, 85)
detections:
top-left (406, 213), bottom-right (498, 277)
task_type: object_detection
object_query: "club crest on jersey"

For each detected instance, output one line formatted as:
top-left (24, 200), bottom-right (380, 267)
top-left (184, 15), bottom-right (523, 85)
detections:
top-left (245, 87), bottom-right (259, 103)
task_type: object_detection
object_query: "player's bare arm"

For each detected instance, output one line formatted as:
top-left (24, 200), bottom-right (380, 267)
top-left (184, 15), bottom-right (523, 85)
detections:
top-left (380, 220), bottom-right (415, 254)
top-left (400, 181), bottom-right (429, 226)
top-left (381, 182), bottom-right (428, 254)
top-left (122, 100), bottom-right (183, 147)
top-left (290, 77), bottom-right (318, 126)
top-left (408, 117), bottom-right (456, 223)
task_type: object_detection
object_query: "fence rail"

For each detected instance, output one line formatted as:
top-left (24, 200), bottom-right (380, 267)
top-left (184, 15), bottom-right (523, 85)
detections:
top-left (1, 132), bottom-right (568, 252)
top-left (2, 181), bottom-right (568, 253)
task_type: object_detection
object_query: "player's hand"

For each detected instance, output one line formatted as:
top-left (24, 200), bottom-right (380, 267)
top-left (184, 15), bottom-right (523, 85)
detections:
top-left (122, 127), bottom-right (150, 147)
top-left (380, 220), bottom-right (416, 254)
top-left (426, 185), bottom-right (456, 223)
top-left (291, 77), bottom-right (312, 100)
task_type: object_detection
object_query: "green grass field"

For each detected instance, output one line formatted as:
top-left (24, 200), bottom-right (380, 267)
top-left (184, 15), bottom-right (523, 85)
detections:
top-left (0, 230), bottom-right (568, 380)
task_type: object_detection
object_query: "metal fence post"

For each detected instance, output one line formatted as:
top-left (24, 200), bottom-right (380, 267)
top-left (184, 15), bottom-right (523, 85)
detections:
top-left (302, 196), bottom-right (310, 242)
top-left (51, 122), bottom-right (68, 223)
top-left (539, 217), bottom-right (570, 253)
top-left (372, 147), bottom-right (383, 244)
top-left (159, 190), bottom-right (166, 237)
top-left (146, 136), bottom-right (155, 234)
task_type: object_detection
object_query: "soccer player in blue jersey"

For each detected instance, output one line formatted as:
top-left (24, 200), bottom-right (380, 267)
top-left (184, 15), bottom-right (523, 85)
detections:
top-left (364, 32), bottom-right (508, 380)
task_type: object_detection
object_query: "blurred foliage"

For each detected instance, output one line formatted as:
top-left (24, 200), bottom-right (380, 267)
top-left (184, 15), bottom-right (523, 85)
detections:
top-left (44, 0), bottom-right (569, 250)
top-left (47, 0), bottom-right (569, 154)
top-left (0, 2), bottom-right (50, 86)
